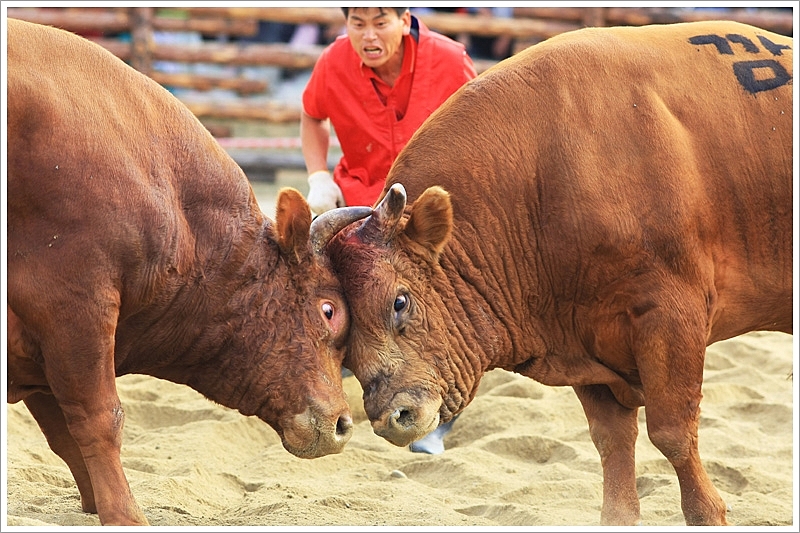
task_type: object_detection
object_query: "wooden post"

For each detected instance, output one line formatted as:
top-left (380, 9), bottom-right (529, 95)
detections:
top-left (130, 6), bottom-right (154, 75)
top-left (582, 7), bottom-right (607, 28)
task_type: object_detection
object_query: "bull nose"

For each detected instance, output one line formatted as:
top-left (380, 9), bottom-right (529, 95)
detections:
top-left (317, 409), bottom-right (353, 454)
top-left (366, 390), bottom-right (443, 447)
top-left (282, 405), bottom-right (353, 458)
top-left (336, 412), bottom-right (354, 440)
top-left (373, 407), bottom-right (440, 447)
top-left (388, 407), bottom-right (415, 431)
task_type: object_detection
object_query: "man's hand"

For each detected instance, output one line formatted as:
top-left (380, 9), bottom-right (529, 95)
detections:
top-left (307, 170), bottom-right (344, 215)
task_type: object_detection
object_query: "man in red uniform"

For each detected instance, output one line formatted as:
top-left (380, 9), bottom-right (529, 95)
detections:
top-left (301, 7), bottom-right (475, 454)
top-left (301, 6), bottom-right (477, 214)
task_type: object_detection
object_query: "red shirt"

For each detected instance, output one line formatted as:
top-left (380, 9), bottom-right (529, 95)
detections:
top-left (303, 16), bottom-right (477, 207)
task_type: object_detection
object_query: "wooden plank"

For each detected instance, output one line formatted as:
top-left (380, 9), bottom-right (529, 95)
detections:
top-left (130, 7), bottom-right (154, 75)
top-left (604, 7), bottom-right (793, 35)
top-left (581, 7), bottom-right (607, 28)
top-left (7, 7), bottom-right (259, 37)
top-left (86, 38), bottom-right (325, 71)
top-left (511, 7), bottom-right (589, 22)
top-left (514, 6), bottom-right (792, 35)
top-left (149, 72), bottom-right (268, 95)
top-left (183, 7), bottom-right (344, 25)
top-left (182, 100), bottom-right (302, 123)
top-left (7, 7), bottom-right (130, 33)
top-left (10, 5), bottom-right (791, 124)
top-left (182, 7), bottom-right (582, 40)
top-left (153, 16), bottom-right (259, 37)
top-left (152, 41), bottom-right (325, 69)
top-left (418, 12), bottom-right (580, 40)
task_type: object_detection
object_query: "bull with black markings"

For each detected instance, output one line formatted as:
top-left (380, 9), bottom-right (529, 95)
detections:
top-left (317, 21), bottom-right (793, 525)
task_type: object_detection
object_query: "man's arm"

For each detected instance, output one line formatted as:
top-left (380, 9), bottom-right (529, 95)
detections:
top-left (301, 110), bottom-right (332, 174)
top-left (301, 110), bottom-right (344, 214)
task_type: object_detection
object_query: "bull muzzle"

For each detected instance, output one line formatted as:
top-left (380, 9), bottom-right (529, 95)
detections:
top-left (281, 405), bottom-right (353, 458)
top-left (369, 391), bottom-right (442, 447)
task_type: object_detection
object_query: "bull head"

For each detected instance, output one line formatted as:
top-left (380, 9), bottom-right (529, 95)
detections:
top-left (317, 183), bottom-right (458, 448)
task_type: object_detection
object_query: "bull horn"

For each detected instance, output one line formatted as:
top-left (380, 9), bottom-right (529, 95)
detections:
top-left (357, 183), bottom-right (407, 244)
top-left (310, 206), bottom-right (373, 255)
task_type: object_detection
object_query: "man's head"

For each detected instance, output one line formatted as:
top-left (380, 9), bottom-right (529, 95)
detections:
top-left (342, 7), bottom-right (411, 70)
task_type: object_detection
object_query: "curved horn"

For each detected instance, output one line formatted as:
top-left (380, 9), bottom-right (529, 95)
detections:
top-left (357, 183), bottom-right (407, 244)
top-left (310, 206), bottom-right (373, 255)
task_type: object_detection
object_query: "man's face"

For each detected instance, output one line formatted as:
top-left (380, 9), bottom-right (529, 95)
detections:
top-left (345, 8), bottom-right (411, 69)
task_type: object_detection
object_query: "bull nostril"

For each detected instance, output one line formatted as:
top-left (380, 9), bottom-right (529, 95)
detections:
top-left (336, 414), bottom-right (353, 437)
top-left (390, 408), bottom-right (414, 429)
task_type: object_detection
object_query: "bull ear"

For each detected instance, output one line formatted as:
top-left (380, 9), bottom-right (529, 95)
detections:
top-left (357, 183), bottom-right (407, 244)
top-left (275, 187), bottom-right (312, 262)
top-left (403, 186), bottom-right (453, 258)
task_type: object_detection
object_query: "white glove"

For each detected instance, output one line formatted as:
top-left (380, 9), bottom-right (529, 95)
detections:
top-left (306, 170), bottom-right (344, 215)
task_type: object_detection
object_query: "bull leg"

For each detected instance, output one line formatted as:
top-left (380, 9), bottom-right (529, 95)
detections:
top-left (634, 308), bottom-right (727, 525)
top-left (573, 384), bottom-right (640, 525)
top-left (38, 314), bottom-right (149, 526)
top-left (49, 373), bottom-right (148, 525)
top-left (23, 392), bottom-right (96, 513)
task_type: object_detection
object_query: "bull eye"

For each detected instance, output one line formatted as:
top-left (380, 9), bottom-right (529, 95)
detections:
top-left (393, 294), bottom-right (408, 313)
top-left (321, 301), bottom-right (335, 321)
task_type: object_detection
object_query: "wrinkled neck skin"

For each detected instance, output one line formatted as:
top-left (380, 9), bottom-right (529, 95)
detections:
top-left (431, 227), bottom-right (554, 411)
top-left (113, 218), bottom-right (293, 424)
top-left (435, 210), bottom-right (645, 411)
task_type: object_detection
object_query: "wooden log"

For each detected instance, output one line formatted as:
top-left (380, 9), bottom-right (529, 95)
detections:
top-left (511, 7), bottom-right (590, 22)
top-left (8, 6), bottom-right (260, 37)
top-left (92, 25), bottom-right (492, 75)
top-left (181, 100), bottom-right (302, 123)
top-left (182, 7), bottom-right (344, 26)
top-left (514, 6), bottom-right (792, 36)
top-left (134, 30), bottom-right (493, 73)
top-left (418, 12), bottom-right (580, 40)
top-left (179, 7), bottom-right (581, 40)
top-left (603, 7), bottom-right (793, 36)
top-left (6, 7), bottom-right (130, 34)
top-left (152, 41), bottom-right (325, 69)
top-left (87, 39), bottom-right (328, 74)
top-left (130, 7), bottom-right (154, 75)
top-left (581, 7), bottom-right (607, 28)
top-left (10, 5), bottom-right (791, 127)
top-left (153, 15), bottom-right (259, 37)
top-left (149, 72), bottom-right (268, 95)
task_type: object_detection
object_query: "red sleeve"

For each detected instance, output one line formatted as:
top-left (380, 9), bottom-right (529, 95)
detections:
top-left (302, 49), bottom-right (328, 120)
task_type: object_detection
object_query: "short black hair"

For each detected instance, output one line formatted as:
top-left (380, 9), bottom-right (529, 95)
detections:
top-left (341, 7), bottom-right (408, 18)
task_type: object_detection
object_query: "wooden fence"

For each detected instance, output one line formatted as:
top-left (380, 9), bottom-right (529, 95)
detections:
top-left (7, 6), bottom-right (794, 124)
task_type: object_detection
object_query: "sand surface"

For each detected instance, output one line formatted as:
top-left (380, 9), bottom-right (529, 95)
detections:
top-left (5, 335), bottom-right (795, 527)
top-left (4, 173), bottom-right (796, 527)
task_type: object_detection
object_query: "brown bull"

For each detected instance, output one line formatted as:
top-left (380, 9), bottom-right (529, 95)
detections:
top-left (318, 21), bottom-right (794, 525)
top-left (6, 19), bottom-right (369, 525)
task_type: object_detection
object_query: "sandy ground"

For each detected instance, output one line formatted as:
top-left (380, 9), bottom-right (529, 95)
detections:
top-left (4, 171), bottom-right (797, 527)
